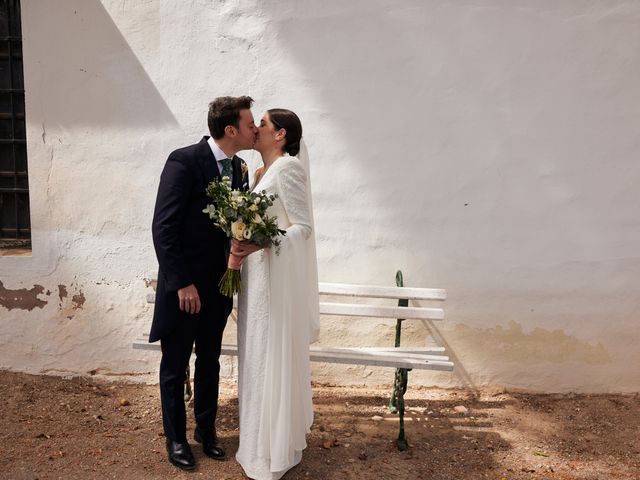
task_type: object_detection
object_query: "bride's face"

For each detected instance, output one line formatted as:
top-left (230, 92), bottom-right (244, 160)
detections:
top-left (255, 112), bottom-right (284, 152)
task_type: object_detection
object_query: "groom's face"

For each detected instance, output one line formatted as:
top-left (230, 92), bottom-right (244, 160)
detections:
top-left (234, 109), bottom-right (258, 150)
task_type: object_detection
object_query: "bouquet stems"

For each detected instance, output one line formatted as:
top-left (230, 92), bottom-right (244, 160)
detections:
top-left (219, 253), bottom-right (243, 297)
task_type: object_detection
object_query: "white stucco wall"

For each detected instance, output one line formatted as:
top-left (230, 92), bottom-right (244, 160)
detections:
top-left (1, 0), bottom-right (639, 392)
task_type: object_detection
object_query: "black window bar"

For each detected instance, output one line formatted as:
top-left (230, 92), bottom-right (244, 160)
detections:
top-left (0, 0), bottom-right (30, 248)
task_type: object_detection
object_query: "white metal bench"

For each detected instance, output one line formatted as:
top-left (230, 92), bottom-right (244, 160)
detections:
top-left (133, 271), bottom-right (451, 449)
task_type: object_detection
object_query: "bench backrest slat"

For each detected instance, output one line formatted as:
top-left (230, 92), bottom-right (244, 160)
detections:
top-left (319, 282), bottom-right (446, 301)
top-left (320, 302), bottom-right (444, 320)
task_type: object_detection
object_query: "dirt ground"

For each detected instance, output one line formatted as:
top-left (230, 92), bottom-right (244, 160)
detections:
top-left (1, 371), bottom-right (639, 480)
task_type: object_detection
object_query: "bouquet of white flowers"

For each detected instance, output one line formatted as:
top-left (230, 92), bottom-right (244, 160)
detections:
top-left (203, 176), bottom-right (286, 297)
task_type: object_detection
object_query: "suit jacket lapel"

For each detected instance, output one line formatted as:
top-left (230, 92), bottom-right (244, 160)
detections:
top-left (195, 136), bottom-right (221, 185)
top-left (231, 156), bottom-right (243, 189)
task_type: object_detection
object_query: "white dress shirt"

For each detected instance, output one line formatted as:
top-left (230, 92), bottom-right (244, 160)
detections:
top-left (207, 137), bottom-right (233, 175)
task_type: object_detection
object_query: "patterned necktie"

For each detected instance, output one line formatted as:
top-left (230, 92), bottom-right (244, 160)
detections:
top-left (220, 158), bottom-right (232, 179)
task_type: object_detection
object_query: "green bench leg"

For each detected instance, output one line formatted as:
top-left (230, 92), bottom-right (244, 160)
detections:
top-left (392, 367), bottom-right (409, 450)
top-left (388, 270), bottom-right (411, 451)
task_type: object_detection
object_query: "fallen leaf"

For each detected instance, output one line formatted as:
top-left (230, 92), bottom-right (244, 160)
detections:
top-left (533, 451), bottom-right (550, 457)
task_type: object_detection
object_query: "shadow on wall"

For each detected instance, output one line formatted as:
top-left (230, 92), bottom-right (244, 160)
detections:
top-left (23, 0), bottom-right (176, 128)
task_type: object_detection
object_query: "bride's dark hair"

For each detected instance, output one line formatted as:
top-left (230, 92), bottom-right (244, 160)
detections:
top-left (268, 108), bottom-right (302, 156)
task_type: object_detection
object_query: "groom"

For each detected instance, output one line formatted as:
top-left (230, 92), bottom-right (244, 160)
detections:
top-left (150, 96), bottom-right (256, 470)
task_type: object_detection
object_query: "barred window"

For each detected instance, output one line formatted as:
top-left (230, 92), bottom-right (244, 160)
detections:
top-left (0, 0), bottom-right (30, 252)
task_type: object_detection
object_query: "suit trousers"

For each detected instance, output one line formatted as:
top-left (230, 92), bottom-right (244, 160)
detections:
top-left (159, 290), bottom-right (231, 442)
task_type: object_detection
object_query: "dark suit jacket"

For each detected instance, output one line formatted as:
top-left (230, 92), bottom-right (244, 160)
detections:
top-left (149, 136), bottom-right (247, 342)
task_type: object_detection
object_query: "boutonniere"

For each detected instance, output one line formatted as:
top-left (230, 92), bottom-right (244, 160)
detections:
top-left (241, 161), bottom-right (249, 177)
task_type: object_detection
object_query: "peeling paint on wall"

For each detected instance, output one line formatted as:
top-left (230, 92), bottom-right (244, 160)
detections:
top-left (71, 291), bottom-right (85, 309)
top-left (0, 281), bottom-right (48, 311)
top-left (52, 284), bottom-right (87, 319)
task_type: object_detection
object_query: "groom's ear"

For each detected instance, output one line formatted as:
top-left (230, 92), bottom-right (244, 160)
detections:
top-left (224, 125), bottom-right (237, 138)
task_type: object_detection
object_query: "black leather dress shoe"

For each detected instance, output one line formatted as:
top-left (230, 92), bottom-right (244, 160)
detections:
top-left (165, 439), bottom-right (196, 470)
top-left (194, 426), bottom-right (226, 460)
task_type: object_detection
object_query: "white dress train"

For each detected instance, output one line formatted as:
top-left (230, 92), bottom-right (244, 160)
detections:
top-left (236, 154), bottom-right (319, 480)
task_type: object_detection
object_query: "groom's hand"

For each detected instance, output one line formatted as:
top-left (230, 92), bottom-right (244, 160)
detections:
top-left (177, 284), bottom-right (201, 314)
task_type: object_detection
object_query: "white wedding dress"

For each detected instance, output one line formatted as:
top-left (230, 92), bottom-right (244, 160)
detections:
top-left (236, 152), bottom-right (320, 480)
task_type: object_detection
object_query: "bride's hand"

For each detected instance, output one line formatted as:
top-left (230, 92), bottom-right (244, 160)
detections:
top-left (231, 238), bottom-right (263, 257)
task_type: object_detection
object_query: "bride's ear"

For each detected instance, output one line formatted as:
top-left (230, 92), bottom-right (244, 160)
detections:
top-left (275, 128), bottom-right (286, 142)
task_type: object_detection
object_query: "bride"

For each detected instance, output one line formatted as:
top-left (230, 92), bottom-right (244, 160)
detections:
top-left (231, 108), bottom-right (320, 479)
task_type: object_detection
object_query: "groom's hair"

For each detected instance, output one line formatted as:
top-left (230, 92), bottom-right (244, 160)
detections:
top-left (208, 96), bottom-right (254, 139)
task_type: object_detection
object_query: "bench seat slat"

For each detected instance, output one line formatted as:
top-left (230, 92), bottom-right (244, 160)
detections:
top-left (313, 346), bottom-right (449, 361)
top-left (319, 282), bottom-right (446, 301)
top-left (132, 341), bottom-right (453, 371)
top-left (135, 335), bottom-right (446, 356)
top-left (310, 349), bottom-right (454, 371)
top-left (134, 338), bottom-right (447, 358)
top-left (320, 302), bottom-right (444, 320)
top-left (315, 346), bottom-right (446, 354)
top-left (132, 341), bottom-right (239, 356)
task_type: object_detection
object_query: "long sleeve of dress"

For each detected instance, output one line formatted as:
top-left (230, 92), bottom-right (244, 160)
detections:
top-left (276, 158), bottom-right (312, 240)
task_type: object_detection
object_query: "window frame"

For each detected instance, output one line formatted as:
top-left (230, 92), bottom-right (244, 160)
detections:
top-left (0, 0), bottom-right (30, 250)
